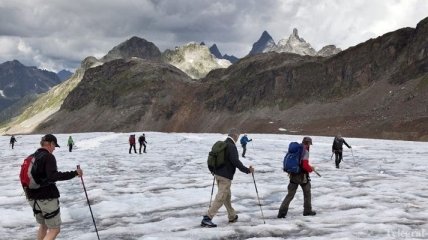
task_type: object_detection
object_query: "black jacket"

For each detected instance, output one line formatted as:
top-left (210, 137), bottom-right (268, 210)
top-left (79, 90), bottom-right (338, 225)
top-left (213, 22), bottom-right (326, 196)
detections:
top-left (215, 137), bottom-right (250, 180)
top-left (26, 148), bottom-right (77, 200)
top-left (332, 137), bottom-right (351, 152)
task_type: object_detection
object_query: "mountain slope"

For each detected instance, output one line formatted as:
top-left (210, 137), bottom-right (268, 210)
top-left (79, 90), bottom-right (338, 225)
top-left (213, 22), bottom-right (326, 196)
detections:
top-left (1, 37), bottom-right (163, 134)
top-left (36, 58), bottom-right (194, 132)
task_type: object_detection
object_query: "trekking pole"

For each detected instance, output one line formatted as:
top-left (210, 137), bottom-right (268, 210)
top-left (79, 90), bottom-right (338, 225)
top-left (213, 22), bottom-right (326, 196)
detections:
top-left (209, 175), bottom-right (216, 208)
top-left (313, 169), bottom-right (322, 177)
top-left (330, 152), bottom-right (333, 160)
top-left (77, 165), bottom-right (101, 240)
top-left (251, 172), bottom-right (265, 224)
top-left (351, 148), bottom-right (356, 166)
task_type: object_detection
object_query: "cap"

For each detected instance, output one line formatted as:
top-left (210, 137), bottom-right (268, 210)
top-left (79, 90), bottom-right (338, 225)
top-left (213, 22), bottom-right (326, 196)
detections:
top-left (42, 134), bottom-right (60, 147)
top-left (228, 128), bottom-right (240, 137)
top-left (302, 136), bottom-right (312, 145)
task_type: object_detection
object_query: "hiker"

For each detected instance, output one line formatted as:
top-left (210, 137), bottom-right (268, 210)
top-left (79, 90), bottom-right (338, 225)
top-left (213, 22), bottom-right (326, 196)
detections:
top-left (138, 133), bottom-right (147, 154)
top-left (10, 135), bottom-right (17, 149)
top-left (67, 136), bottom-right (74, 152)
top-left (129, 134), bottom-right (137, 154)
top-left (278, 136), bottom-right (316, 218)
top-left (201, 128), bottom-right (255, 228)
top-left (239, 134), bottom-right (252, 158)
top-left (24, 134), bottom-right (83, 240)
top-left (332, 134), bottom-right (351, 168)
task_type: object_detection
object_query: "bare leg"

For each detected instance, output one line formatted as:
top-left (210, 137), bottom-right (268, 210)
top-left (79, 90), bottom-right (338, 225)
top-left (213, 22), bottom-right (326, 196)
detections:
top-left (43, 228), bottom-right (60, 240)
top-left (37, 224), bottom-right (48, 240)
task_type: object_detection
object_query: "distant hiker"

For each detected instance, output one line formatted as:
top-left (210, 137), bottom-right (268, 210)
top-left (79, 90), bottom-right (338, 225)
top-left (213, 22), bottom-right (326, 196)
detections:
top-left (67, 136), bottom-right (74, 152)
top-left (201, 128), bottom-right (254, 228)
top-left (239, 134), bottom-right (252, 158)
top-left (10, 135), bottom-right (17, 149)
top-left (278, 136), bottom-right (316, 218)
top-left (24, 134), bottom-right (83, 240)
top-left (332, 134), bottom-right (351, 169)
top-left (129, 134), bottom-right (137, 154)
top-left (138, 133), bottom-right (147, 154)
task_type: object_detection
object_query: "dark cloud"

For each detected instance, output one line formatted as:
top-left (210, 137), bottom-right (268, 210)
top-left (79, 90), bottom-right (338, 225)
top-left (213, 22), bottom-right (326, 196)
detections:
top-left (0, 0), bottom-right (427, 71)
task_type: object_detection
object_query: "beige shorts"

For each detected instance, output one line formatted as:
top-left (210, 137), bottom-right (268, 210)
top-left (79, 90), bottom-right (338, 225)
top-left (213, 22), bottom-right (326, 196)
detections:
top-left (28, 198), bottom-right (61, 229)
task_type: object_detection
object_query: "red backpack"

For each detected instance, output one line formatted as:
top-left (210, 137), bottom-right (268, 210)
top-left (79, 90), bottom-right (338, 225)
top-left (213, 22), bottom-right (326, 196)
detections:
top-left (129, 135), bottom-right (136, 144)
top-left (20, 154), bottom-right (41, 189)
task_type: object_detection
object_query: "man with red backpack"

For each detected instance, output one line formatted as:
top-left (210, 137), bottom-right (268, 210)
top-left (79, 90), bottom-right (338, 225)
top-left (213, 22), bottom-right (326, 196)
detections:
top-left (24, 134), bottom-right (83, 240)
top-left (129, 134), bottom-right (137, 154)
top-left (278, 136), bottom-right (316, 218)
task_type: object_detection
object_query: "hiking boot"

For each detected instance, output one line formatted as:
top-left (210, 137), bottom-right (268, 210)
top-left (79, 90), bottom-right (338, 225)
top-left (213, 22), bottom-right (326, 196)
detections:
top-left (277, 209), bottom-right (287, 218)
top-left (303, 211), bottom-right (316, 216)
top-left (201, 216), bottom-right (217, 228)
top-left (229, 215), bottom-right (238, 223)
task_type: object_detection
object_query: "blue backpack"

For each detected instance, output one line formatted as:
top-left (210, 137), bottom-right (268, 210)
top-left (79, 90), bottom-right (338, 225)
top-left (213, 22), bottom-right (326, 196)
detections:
top-left (283, 142), bottom-right (304, 173)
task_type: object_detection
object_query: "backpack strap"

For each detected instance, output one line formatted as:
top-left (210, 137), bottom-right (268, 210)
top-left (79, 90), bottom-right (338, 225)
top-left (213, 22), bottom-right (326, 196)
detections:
top-left (33, 199), bottom-right (60, 219)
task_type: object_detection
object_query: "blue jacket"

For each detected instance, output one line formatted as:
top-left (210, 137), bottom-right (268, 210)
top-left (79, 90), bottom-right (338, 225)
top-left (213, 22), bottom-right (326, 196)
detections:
top-left (240, 136), bottom-right (252, 146)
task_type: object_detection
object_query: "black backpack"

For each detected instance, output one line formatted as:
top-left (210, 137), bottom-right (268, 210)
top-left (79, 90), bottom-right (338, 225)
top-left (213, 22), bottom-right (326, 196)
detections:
top-left (207, 141), bottom-right (228, 173)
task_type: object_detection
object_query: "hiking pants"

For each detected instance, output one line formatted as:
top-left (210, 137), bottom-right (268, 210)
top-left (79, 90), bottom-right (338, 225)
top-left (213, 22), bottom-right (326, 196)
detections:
top-left (129, 144), bottom-right (136, 153)
top-left (139, 143), bottom-right (146, 153)
top-left (69, 144), bottom-right (73, 152)
top-left (242, 144), bottom-right (247, 157)
top-left (207, 175), bottom-right (236, 221)
top-left (278, 181), bottom-right (312, 216)
top-left (334, 150), bottom-right (343, 168)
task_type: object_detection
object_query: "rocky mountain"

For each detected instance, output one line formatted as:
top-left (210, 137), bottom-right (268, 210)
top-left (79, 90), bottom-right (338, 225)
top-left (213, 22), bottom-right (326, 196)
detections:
top-left (0, 60), bottom-right (61, 110)
top-left (209, 44), bottom-right (239, 64)
top-left (57, 70), bottom-right (73, 81)
top-left (162, 42), bottom-right (231, 79)
top-left (101, 36), bottom-right (162, 62)
top-left (30, 17), bottom-right (428, 141)
top-left (249, 29), bottom-right (341, 57)
top-left (222, 54), bottom-right (239, 64)
top-left (248, 30), bottom-right (276, 55)
top-left (36, 58), bottom-right (194, 133)
top-left (317, 45), bottom-right (342, 57)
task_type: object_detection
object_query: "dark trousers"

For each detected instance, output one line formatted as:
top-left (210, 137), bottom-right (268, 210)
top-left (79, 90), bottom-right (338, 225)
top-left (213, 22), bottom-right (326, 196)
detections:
top-left (334, 150), bottom-right (343, 168)
top-left (241, 144), bottom-right (247, 157)
top-left (69, 144), bottom-right (73, 152)
top-left (129, 144), bottom-right (137, 153)
top-left (278, 182), bottom-right (312, 216)
top-left (10, 143), bottom-right (14, 149)
top-left (139, 143), bottom-right (146, 153)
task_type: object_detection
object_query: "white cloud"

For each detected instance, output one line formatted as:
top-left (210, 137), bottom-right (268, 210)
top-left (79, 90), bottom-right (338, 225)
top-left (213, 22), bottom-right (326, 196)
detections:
top-left (0, 0), bottom-right (427, 71)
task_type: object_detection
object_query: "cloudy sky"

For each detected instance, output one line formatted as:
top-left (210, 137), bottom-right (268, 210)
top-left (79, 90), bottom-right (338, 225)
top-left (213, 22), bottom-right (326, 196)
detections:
top-left (0, 0), bottom-right (427, 72)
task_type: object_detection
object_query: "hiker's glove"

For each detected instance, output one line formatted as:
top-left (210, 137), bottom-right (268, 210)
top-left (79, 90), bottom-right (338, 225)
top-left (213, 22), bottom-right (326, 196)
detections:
top-left (312, 166), bottom-right (316, 171)
top-left (350, 146), bottom-right (352, 148)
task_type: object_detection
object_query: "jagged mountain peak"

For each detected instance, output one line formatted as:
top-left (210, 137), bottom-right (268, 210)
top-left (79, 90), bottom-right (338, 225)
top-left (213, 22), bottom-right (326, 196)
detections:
top-left (209, 44), bottom-right (223, 59)
top-left (249, 30), bottom-right (276, 55)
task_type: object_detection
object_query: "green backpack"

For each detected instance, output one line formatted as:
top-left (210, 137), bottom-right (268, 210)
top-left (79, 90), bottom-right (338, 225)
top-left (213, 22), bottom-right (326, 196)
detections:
top-left (207, 141), bottom-right (228, 173)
